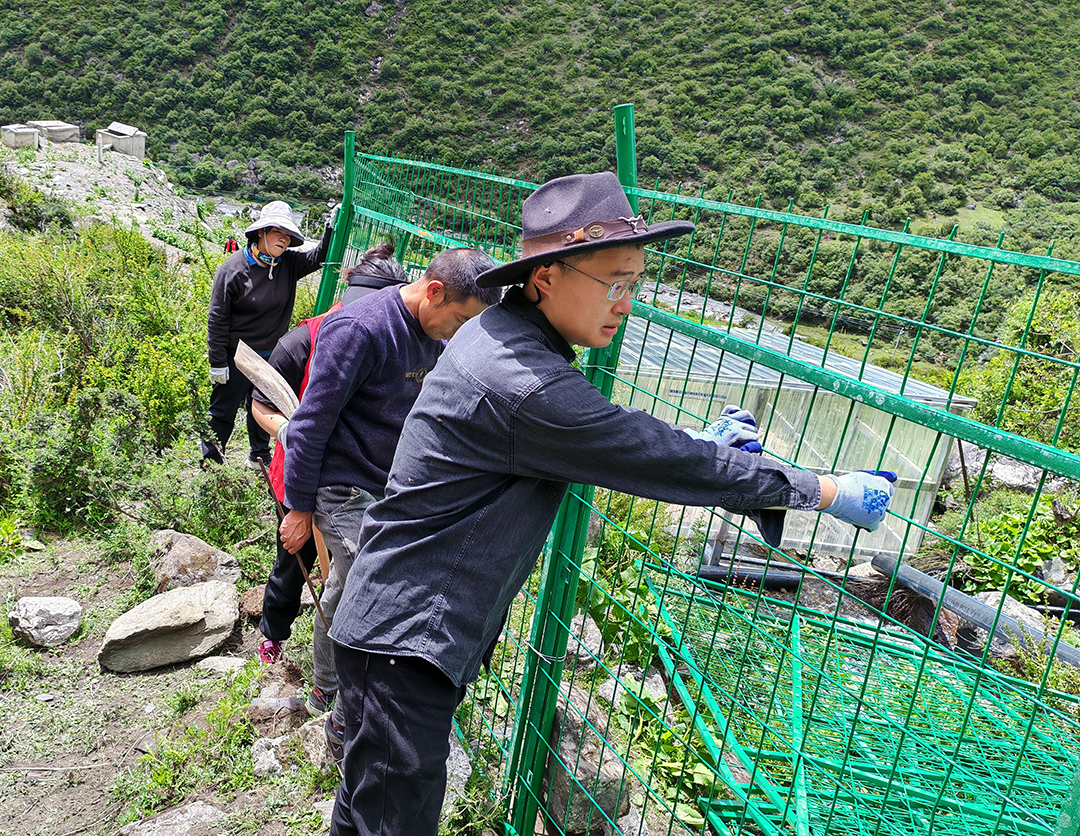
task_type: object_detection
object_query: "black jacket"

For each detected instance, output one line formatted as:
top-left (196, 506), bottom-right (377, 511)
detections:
top-left (206, 226), bottom-right (331, 368)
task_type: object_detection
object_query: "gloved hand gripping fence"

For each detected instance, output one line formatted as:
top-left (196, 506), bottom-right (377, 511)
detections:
top-left (683, 404), bottom-right (763, 454)
top-left (821, 470), bottom-right (898, 531)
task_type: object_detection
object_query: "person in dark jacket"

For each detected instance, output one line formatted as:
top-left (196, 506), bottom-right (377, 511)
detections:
top-left (201, 200), bottom-right (332, 468)
top-left (277, 248), bottom-right (502, 748)
top-left (251, 244), bottom-right (411, 665)
top-left (324, 172), bottom-right (897, 836)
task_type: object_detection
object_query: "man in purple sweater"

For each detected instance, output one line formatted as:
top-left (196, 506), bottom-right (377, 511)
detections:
top-left (278, 247), bottom-right (501, 748)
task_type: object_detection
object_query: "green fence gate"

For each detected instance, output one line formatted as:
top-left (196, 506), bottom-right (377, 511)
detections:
top-left (316, 105), bottom-right (1080, 836)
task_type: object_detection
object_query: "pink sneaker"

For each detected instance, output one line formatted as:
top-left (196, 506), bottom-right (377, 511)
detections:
top-left (258, 639), bottom-right (284, 664)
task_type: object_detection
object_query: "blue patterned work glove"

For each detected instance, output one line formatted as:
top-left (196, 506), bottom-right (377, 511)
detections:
top-left (719, 404), bottom-right (757, 428)
top-left (822, 470), bottom-right (898, 531)
top-left (684, 410), bottom-right (761, 454)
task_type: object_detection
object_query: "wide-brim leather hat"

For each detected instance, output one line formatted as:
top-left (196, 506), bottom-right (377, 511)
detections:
top-left (245, 200), bottom-right (305, 248)
top-left (476, 172), bottom-right (694, 288)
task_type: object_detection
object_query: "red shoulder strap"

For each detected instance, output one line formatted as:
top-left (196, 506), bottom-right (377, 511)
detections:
top-left (298, 302), bottom-right (342, 398)
top-left (269, 302), bottom-right (343, 504)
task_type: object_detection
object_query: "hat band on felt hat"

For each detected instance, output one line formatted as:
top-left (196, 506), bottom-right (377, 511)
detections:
top-left (520, 215), bottom-right (649, 258)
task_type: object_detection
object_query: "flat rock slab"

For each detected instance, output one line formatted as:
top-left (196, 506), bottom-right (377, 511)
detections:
top-left (98, 580), bottom-right (238, 673)
top-left (149, 529), bottom-right (241, 591)
top-left (116, 800), bottom-right (225, 835)
top-left (250, 696), bottom-right (309, 736)
top-left (196, 655), bottom-right (248, 675)
top-left (8, 596), bottom-right (82, 646)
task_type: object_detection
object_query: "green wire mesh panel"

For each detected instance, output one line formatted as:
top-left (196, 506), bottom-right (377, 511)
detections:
top-left (645, 565), bottom-right (1079, 835)
top-left (334, 144), bottom-right (1080, 836)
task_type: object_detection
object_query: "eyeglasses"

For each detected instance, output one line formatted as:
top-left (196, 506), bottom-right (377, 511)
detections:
top-left (555, 260), bottom-right (644, 302)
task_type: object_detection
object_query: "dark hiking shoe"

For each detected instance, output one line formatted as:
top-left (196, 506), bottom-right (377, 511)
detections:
top-left (306, 685), bottom-right (336, 716)
top-left (325, 714), bottom-right (345, 776)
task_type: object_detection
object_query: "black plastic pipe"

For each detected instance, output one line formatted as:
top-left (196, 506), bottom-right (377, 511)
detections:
top-left (871, 553), bottom-right (1080, 668)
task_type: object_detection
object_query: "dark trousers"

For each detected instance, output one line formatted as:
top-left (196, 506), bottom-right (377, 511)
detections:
top-left (330, 647), bottom-right (465, 836)
top-left (259, 501), bottom-right (320, 642)
top-left (200, 355), bottom-right (272, 463)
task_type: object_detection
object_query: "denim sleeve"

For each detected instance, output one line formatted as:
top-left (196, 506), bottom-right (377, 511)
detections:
top-left (283, 314), bottom-right (376, 513)
top-left (512, 370), bottom-right (821, 514)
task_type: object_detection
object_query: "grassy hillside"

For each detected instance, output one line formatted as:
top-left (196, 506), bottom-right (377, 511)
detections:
top-left (4, 0), bottom-right (1080, 236)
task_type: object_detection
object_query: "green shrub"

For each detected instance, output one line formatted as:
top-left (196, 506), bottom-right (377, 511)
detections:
top-left (964, 494), bottom-right (1080, 603)
top-left (0, 170), bottom-right (72, 232)
top-left (23, 388), bottom-right (151, 533)
top-left (125, 456), bottom-right (270, 552)
top-left (962, 289), bottom-right (1080, 452)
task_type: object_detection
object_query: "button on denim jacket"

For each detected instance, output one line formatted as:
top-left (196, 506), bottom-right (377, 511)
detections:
top-left (330, 289), bottom-right (821, 687)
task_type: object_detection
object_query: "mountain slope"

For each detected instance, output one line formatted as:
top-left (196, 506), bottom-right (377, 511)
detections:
top-left (3, 0), bottom-right (1080, 226)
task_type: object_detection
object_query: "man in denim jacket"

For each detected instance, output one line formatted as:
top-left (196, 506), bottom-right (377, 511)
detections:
top-left (327, 172), bottom-right (896, 836)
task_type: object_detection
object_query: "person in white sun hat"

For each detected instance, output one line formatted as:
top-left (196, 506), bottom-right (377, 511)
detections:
top-left (202, 200), bottom-right (333, 468)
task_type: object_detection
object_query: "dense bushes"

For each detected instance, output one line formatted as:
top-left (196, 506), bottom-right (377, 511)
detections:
top-left (962, 288), bottom-right (1080, 453)
top-left (0, 168), bottom-right (72, 233)
top-left (0, 220), bottom-right (271, 550)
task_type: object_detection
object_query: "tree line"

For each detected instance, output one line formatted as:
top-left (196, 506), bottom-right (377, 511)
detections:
top-left (1, 0), bottom-right (1079, 222)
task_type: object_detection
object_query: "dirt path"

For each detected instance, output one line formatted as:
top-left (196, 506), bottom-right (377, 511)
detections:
top-left (0, 537), bottom-right (324, 836)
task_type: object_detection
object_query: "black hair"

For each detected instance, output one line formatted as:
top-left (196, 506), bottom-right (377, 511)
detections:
top-left (425, 248), bottom-right (503, 307)
top-left (344, 241), bottom-right (409, 286)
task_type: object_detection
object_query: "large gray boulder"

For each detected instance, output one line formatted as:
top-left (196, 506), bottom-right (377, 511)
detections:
top-left (148, 529), bottom-right (241, 591)
top-left (8, 596), bottom-right (82, 646)
top-left (98, 580), bottom-right (238, 672)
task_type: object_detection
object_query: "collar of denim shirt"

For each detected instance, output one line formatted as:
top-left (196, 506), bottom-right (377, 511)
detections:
top-left (501, 285), bottom-right (577, 363)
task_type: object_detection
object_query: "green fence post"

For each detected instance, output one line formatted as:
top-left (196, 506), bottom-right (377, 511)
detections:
top-left (313, 131), bottom-right (356, 315)
top-left (614, 103), bottom-right (638, 214)
top-left (506, 106), bottom-right (640, 836)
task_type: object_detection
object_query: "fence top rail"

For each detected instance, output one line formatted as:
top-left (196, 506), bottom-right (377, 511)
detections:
top-left (630, 184), bottom-right (1080, 277)
top-left (358, 153), bottom-right (541, 193)
top-left (355, 154), bottom-right (1080, 279)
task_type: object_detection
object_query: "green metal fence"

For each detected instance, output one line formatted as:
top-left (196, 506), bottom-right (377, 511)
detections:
top-left (317, 106), bottom-right (1080, 835)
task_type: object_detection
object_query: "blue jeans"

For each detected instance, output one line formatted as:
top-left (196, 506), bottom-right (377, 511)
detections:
top-left (330, 648), bottom-right (464, 836)
top-left (312, 485), bottom-right (378, 694)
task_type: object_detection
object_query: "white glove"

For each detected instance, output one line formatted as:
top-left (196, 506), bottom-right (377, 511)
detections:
top-left (821, 471), bottom-right (897, 531)
top-left (210, 366), bottom-right (229, 386)
top-left (276, 419), bottom-right (289, 449)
